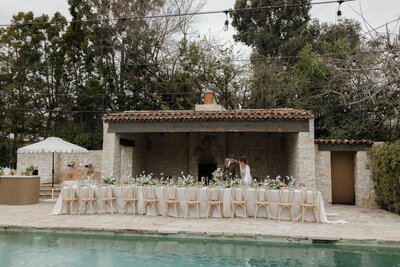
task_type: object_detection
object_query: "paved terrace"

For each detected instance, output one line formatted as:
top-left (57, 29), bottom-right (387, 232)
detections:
top-left (0, 203), bottom-right (399, 246)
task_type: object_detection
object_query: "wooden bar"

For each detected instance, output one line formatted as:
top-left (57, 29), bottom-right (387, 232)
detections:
top-left (0, 176), bottom-right (40, 205)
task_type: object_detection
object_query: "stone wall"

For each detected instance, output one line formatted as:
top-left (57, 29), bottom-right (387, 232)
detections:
top-left (314, 146), bottom-right (377, 207)
top-left (285, 120), bottom-right (315, 187)
top-left (226, 133), bottom-right (287, 179)
top-left (17, 150), bottom-right (102, 184)
top-left (314, 147), bottom-right (332, 204)
top-left (108, 131), bottom-right (293, 180)
top-left (354, 151), bottom-right (378, 207)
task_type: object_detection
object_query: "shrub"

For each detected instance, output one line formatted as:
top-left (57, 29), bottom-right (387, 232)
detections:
top-left (368, 141), bottom-right (400, 214)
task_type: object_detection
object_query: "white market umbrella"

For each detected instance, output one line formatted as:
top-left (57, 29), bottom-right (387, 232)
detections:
top-left (18, 137), bottom-right (88, 198)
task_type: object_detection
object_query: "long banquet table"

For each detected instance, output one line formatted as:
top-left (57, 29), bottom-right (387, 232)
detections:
top-left (51, 183), bottom-right (328, 223)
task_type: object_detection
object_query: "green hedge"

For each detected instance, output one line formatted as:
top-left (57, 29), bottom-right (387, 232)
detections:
top-left (368, 141), bottom-right (400, 214)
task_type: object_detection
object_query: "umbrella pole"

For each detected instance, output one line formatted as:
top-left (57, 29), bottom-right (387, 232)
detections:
top-left (52, 152), bottom-right (55, 199)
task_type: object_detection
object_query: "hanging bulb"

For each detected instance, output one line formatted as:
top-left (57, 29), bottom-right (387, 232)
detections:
top-left (337, 0), bottom-right (343, 21)
top-left (283, 63), bottom-right (287, 71)
top-left (121, 27), bottom-right (127, 38)
top-left (337, 9), bottom-right (342, 20)
top-left (223, 19), bottom-right (229, 31)
top-left (26, 32), bottom-right (32, 43)
top-left (223, 10), bottom-right (229, 31)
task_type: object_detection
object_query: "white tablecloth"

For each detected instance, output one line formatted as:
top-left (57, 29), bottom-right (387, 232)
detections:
top-left (51, 184), bottom-right (328, 223)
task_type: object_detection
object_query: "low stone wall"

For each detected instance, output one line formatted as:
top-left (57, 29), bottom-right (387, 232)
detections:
top-left (17, 151), bottom-right (102, 184)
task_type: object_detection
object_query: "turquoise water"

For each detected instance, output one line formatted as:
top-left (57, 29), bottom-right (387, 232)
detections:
top-left (0, 231), bottom-right (399, 267)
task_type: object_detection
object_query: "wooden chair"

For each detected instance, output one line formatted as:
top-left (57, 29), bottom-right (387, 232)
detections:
top-left (163, 186), bottom-right (179, 218)
top-left (301, 188), bottom-right (319, 223)
top-left (185, 187), bottom-right (200, 219)
top-left (142, 186), bottom-right (158, 216)
top-left (98, 184), bottom-right (116, 214)
top-left (255, 187), bottom-right (271, 220)
top-left (231, 187), bottom-right (247, 219)
top-left (60, 184), bottom-right (78, 215)
top-left (206, 187), bottom-right (223, 219)
top-left (278, 187), bottom-right (294, 222)
top-left (121, 185), bottom-right (138, 215)
top-left (78, 184), bottom-right (97, 215)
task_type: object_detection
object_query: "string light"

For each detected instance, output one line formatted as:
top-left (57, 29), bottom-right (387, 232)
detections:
top-left (223, 10), bottom-right (229, 32)
top-left (26, 32), bottom-right (32, 43)
top-left (0, 0), bottom-right (355, 28)
top-left (121, 27), bottom-right (127, 38)
top-left (337, 0), bottom-right (343, 20)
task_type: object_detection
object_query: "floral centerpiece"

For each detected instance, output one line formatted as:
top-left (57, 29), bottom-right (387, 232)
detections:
top-left (101, 176), bottom-right (116, 185)
top-left (135, 171), bottom-right (156, 186)
top-left (225, 177), bottom-right (242, 188)
top-left (285, 176), bottom-right (296, 188)
top-left (263, 175), bottom-right (297, 189)
top-left (212, 168), bottom-right (223, 181)
top-left (179, 172), bottom-right (195, 187)
top-left (263, 175), bottom-right (285, 189)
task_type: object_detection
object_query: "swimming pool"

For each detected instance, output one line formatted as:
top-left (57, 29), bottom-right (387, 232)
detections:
top-left (0, 231), bottom-right (399, 266)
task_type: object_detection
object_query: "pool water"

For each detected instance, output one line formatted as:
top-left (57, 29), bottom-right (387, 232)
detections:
top-left (0, 231), bottom-right (399, 267)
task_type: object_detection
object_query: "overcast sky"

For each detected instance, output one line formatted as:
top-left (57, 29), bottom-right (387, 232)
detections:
top-left (0, 0), bottom-right (399, 56)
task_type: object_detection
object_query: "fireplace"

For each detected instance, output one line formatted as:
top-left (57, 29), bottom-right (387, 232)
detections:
top-left (198, 163), bottom-right (217, 183)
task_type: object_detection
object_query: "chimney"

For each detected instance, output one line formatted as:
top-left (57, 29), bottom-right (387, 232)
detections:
top-left (204, 92), bottom-right (214, 105)
top-left (195, 92), bottom-right (224, 111)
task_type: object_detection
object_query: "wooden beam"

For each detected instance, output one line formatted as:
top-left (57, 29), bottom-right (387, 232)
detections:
top-left (318, 143), bottom-right (372, 152)
top-left (107, 121), bottom-right (310, 133)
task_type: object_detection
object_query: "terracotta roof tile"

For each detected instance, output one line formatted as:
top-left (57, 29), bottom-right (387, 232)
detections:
top-left (102, 109), bottom-right (314, 123)
top-left (314, 139), bottom-right (373, 145)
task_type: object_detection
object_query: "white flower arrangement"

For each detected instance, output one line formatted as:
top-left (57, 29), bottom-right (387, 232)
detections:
top-left (263, 175), bottom-right (297, 189)
top-left (212, 168), bottom-right (223, 181)
top-left (179, 172), bottom-right (195, 187)
top-left (225, 177), bottom-right (242, 188)
top-left (136, 171), bottom-right (155, 185)
top-left (101, 176), bottom-right (116, 185)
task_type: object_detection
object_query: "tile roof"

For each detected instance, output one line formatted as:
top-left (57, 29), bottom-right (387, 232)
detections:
top-left (314, 139), bottom-right (373, 145)
top-left (103, 109), bottom-right (314, 123)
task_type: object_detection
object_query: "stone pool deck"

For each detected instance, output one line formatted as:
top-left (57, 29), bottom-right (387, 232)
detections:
top-left (0, 202), bottom-right (399, 246)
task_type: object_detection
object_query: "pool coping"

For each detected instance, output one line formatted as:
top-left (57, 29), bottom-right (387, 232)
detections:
top-left (1, 224), bottom-right (399, 248)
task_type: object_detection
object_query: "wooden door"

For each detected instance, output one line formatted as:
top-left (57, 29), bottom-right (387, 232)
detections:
top-left (331, 151), bottom-right (355, 204)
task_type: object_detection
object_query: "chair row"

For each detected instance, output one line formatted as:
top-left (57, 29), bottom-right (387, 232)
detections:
top-left (60, 185), bottom-right (319, 223)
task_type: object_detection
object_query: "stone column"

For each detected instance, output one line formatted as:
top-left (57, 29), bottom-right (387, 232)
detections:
top-left (101, 122), bottom-right (121, 178)
top-left (120, 146), bottom-right (133, 180)
top-left (315, 146), bottom-right (332, 204)
top-left (296, 119), bottom-right (316, 187)
top-left (354, 151), bottom-right (377, 207)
